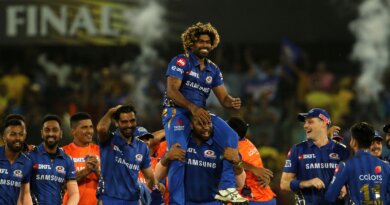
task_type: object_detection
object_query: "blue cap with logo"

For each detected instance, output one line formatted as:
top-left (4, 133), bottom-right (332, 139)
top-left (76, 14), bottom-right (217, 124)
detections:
top-left (297, 108), bottom-right (331, 125)
top-left (134, 126), bottom-right (154, 139)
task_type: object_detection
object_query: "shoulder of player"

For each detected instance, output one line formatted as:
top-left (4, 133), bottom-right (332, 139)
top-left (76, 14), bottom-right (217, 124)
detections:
top-left (294, 140), bottom-right (309, 148)
top-left (170, 54), bottom-right (190, 67)
top-left (332, 139), bottom-right (347, 149)
top-left (206, 59), bottom-right (220, 69)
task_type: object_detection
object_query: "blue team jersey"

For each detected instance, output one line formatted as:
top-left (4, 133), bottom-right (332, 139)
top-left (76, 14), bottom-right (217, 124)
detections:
top-left (325, 150), bottom-right (390, 204)
top-left (98, 130), bottom-right (151, 201)
top-left (283, 139), bottom-right (350, 205)
top-left (0, 146), bottom-right (32, 205)
top-left (29, 144), bottom-right (76, 205)
top-left (163, 51), bottom-right (224, 108)
top-left (185, 136), bottom-right (223, 204)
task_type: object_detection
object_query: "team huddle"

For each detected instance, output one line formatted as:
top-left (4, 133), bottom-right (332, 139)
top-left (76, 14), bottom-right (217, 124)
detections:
top-left (1, 22), bottom-right (390, 205)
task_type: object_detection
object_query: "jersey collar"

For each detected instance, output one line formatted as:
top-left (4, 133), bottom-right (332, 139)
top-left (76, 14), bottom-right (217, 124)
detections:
top-left (37, 143), bottom-right (66, 159)
top-left (0, 146), bottom-right (29, 164)
top-left (112, 129), bottom-right (136, 148)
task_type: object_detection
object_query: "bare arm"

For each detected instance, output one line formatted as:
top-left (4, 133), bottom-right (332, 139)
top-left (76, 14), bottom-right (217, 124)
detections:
top-left (97, 105), bottom-right (121, 144)
top-left (212, 85), bottom-right (241, 109)
top-left (242, 162), bottom-right (273, 187)
top-left (65, 180), bottom-right (79, 205)
top-left (141, 167), bottom-right (165, 193)
top-left (280, 172), bottom-right (296, 191)
top-left (235, 170), bottom-right (246, 190)
top-left (167, 76), bottom-right (210, 124)
top-left (17, 182), bottom-right (32, 205)
top-left (154, 143), bottom-right (186, 181)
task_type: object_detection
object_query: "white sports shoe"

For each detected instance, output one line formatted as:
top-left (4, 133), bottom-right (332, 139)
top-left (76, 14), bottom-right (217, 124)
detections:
top-left (214, 188), bottom-right (249, 204)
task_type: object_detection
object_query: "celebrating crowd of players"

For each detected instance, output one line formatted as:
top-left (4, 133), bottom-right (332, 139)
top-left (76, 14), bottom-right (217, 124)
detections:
top-left (0, 21), bottom-right (389, 205)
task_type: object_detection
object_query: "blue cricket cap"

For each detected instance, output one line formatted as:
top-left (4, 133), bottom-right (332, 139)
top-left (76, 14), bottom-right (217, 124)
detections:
top-left (297, 108), bottom-right (331, 125)
top-left (134, 126), bottom-right (154, 139)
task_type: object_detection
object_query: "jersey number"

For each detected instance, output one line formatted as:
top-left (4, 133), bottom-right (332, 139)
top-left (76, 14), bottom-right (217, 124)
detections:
top-left (360, 184), bottom-right (382, 205)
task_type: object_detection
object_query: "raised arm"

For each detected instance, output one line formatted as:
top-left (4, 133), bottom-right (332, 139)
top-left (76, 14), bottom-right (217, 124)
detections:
top-left (97, 105), bottom-right (121, 144)
top-left (212, 85), bottom-right (241, 109)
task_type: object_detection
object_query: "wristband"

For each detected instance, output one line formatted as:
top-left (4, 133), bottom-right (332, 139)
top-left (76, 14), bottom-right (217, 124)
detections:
top-left (290, 179), bottom-right (301, 192)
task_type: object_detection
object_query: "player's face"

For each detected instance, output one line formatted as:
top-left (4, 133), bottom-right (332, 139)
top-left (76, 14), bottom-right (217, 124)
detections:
top-left (41, 120), bottom-right (62, 149)
top-left (191, 119), bottom-right (212, 141)
top-left (303, 117), bottom-right (325, 141)
top-left (370, 139), bottom-right (382, 157)
top-left (72, 119), bottom-right (94, 145)
top-left (3, 125), bottom-right (25, 153)
top-left (115, 112), bottom-right (137, 139)
top-left (191, 34), bottom-right (212, 59)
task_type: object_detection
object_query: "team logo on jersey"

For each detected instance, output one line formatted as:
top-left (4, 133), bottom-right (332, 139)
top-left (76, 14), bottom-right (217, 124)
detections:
top-left (204, 150), bottom-right (216, 159)
top-left (13, 170), bottom-right (23, 178)
top-left (205, 76), bottom-right (213, 84)
top-left (374, 166), bottom-right (382, 174)
top-left (284, 160), bottom-right (291, 167)
top-left (56, 166), bottom-right (66, 174)
top-left (135, 154), bottom-right (143, 162)
top-left (176, 58), bottom-right (186, 67)
top-left (329, 153), bottom-right (339, 160)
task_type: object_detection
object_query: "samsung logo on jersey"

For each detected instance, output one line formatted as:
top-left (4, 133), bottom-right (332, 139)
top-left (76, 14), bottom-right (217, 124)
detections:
top-left (0, 168), bottom-right (9, 174)
top-left (115, 156), bottom-right (139, 171)
top-left (0, 179), bottom-right (21, 187)
top-left (35, 174), bottom-right (65, 183)
top-left (187, 158), bottom-right (216, 169)
top-left (185, 81), bottom-right (210, 93)
top-left (305, 163), bottom-right (337, 169)
top-left (359, 174), bottom-right (382, 181)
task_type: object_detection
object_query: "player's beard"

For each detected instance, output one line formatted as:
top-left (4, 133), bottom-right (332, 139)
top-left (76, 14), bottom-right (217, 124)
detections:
top-left (7, 140), bottom-right (23, 153)
top-left (120, 126), bottom-right (135, 139)
top-left (193, 47), bottom-right (210, 59)
top-left (44, 136), bottom-right (59, 149)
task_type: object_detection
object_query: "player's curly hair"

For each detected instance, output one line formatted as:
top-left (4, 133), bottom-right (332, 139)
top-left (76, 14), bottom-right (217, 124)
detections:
top-left (181, 22), bottom-right (220, 54)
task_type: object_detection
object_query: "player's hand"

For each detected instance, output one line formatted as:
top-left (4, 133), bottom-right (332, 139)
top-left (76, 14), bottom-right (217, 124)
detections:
top-left (338, 186), bottom-right (347, 199)
top-left (166, 143), bottom-right (186, 162)
top-left (223, 147), bottom-right (240, 164)
top-left (223, 96), bottom-right (241, 109)
top-left (155, 182), bottom-right (166, 194)
top-left (85, 155), bottom-right (99, 172)
top-left (252, 167), bottom-right (273, 184)
top-left (328, 125), bottom-right (341, 136)
top-left (307, 177), bottom-right (325, 189)
top-left (192, 107), bottom-right (211, 126)
top-left (231, 97), bottom-right (241, 109)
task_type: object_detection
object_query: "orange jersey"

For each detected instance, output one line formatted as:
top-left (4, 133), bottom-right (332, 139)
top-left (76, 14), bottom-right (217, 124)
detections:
top-left (62, 143), bottom-right (100, 205)
top-left (238, 138), bottom-right (276, 201)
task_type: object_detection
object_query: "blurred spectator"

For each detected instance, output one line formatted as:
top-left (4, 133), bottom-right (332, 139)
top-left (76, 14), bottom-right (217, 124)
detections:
top-left (0, 64), bottom-right (30, 105)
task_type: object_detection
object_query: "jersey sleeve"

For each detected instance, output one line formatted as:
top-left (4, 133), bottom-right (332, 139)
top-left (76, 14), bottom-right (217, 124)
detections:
top-left (165, 56), bottom-right (187, 80)
top-left (22, 158), bottom-right (32, 184)
top-left (140, 144), bottom-right (152, 169)
top-left (324, 161), bottom-right (348, 202)
top-left (211, 66), bottom-right (224, 88)
top-left (66, 156), bottom-right (77, 180)
top-left (283, 146), bottom-right (298, 173)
